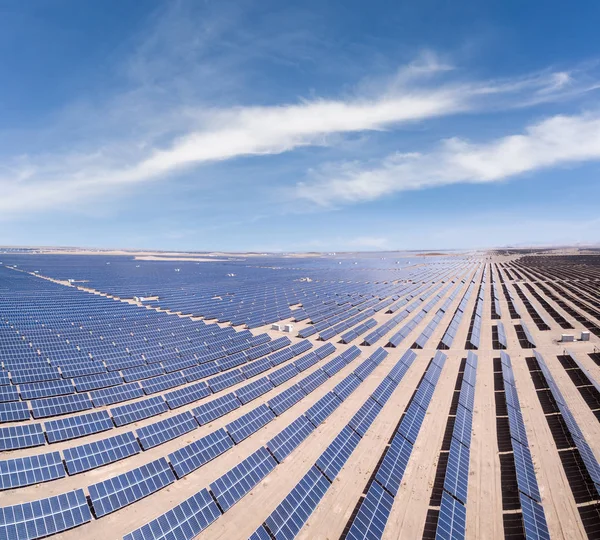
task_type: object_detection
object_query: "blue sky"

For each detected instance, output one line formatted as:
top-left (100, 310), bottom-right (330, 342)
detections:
top-left (1, 0), bottom-right (600, 251)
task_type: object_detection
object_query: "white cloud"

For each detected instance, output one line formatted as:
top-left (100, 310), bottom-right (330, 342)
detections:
top-left (294, 112), bottom-right (600, 205)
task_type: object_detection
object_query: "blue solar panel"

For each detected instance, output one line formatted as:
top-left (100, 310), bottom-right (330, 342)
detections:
top-left (141, 371), bottom-right (186, 395)
top-left (164, 380), bottom-right (211, 409)
top-left (264, 466), bottom-right (330, 539)
top-left (0, 452), bottom-right (66, 490)
top-left (63, 431), bottom-right (141, 474)
top-left (305, 392), bottom-right (342, 427)
top-left (0, 489), bottom-right (92, 540)
top-left (267, 415), bottom-right (315, 463)
top-left (398, 401), bottom-right (427, 444)
top-left (316, 425), bottom-right (361, 481)
top-left (322, 355), bottom-right (347, 377)
top-left (0, 401), bottom-right (30, 422)
top-left (444, 438), bottom-right (471, 504)
top-left (507, 404), bottom-right (529, 446)
top-left (242, 357), bottom-right (273, 378)
top-left (168, 428), bottom-right (234, 478)
top-left (110, 395), bottom-right (168, 427)
top-left (225, 403), bottom-right (276, 443)
top-left (122, 363), bottom-right (164, 382)
top-left (44, 409), bottom-right (114, 443)
top-left (249, 525), bottom-right (272, 540)
top-left (453, 404), bottom-right (473, 448)
top-left (30, 392), bottom-right (93, 419)
top-left (73, 371), bottom-right (122, 392)
top-left (89, 457), bottom-right (176, 517)
top-left (375, 433), bottom-right (412, 496)
top-left (269, 363), bottom-right (300, 386)
top-left (268, 384), bottom-right (306, 416)
top-left (371, 377), bottom-right (398, 406)
top-left (181, 361), bottom-right (219, 382)
top-left (346, 479), bottom-right (394, 540)
top-left (207, 369), bottom-right (245, 392)
top-left (353, 359), bottom-right (377, 382)
top-left (333, 373), bottom-right (362, 401)
top-left (193, 392), bottom-right (242, 425)
top-left (20, 378), bottom-right (75, 400)
top-left (235, 377), bottom-right (274, 404)
top-left (294, 352), bottom-right (319, 372)
top-left (513, 440), bottom-right (542, 503)
top-left (519, 493), bottom-right (550, 540)
top-left (0, 423), bottom-right (46, 451)
top-left (123, 488), bottom-right (221, 540)
top-left (458, 382), bottom-right (475, 411)
top-left (136, 410), bottom-right (198, 450)
top-left (298, 369), bottom-right (329, 394)
top-left (435, 491), bottom-right (467, 540)
top-left (210, 446), bottom-right (277, 511)
top-left (90, 381), bottom-right (144, 407)
top-left (348, 397), bottom-right (383, 437)
top-left (0, 385), bottom-right (19, 402)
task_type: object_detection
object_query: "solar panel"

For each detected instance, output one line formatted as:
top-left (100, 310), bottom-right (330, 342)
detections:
top-left (141, 371), bottom-right (186, 395)
top-left (375, 433), bottom-right (412, 496)
top-left (181, 361), bottom-right (219, 382)
top-left (168, 428), bottom-right (234, 479)
top-left (349, 397), bottom-right (383, 437)
top-left (398, 401), bottom-right (427, 445)
top-left (164, 380), bottom-right (211, 409)
top-left (89, 381), bottom-right (144, 407)
top-left (207, 369), bottom-right (245, 393)
top-left (298, 369), bottom-right (329, 394)
top-left (453, 404), bottom-right (473, 448)
top-left (0, 489), bottom-right (92, 539)
top-left (63, 431), bottom-right (141, 474)
top-left (371, 377), bottom-right (398, 406)
top-left (210, 446), bottom-right (277, 511)
top-left (346, 479), bottom-right (394, 540)
top-left (225, 403), bottom-right (275, 443)
top-left (193, 392), bottom-right (242, 425)
top-left (0, 385), bottom-right (19, 402)
top-left (269, 363), bottom-right (300, 386)
top-left (435, 491), bottom-right (467, 540)
top-left (89, 457), bottom-right (176, 517)
top-left (316, 425), bottom-right (361, 481)
top-left (136, 410), bottom-right (198, 450)
top-left (458, 382), bottom-right (475, 412)
top-left (110, 395), bottom-right (168, 426)
top-left (305, 392), bottom-right (342, 427)
top-left (242, 357), bottom-right (273, 378)
top-left (44, 409), bottom-right (114, 443)
top-left (30, 392), bottom-right (93, 419)
top-left (73, 371), bottom-right (122, 392)
top-left (0, 451), bottom-right (66, 490)
top-left (444, 438), bottom-right (471, 504)
top-left (266, 415), bottom-right (315, 463)
top-left (0, 401), bottom-right (30, 422)
top-left (264, 466), bottom-right (330, 539)
top-left (507, 405), bottom-right (529, 446)
top-left (249, 525), bottom-right (272, 540)
top-left (519, 493), bottom-right (550, 540)
top-left (0, 423), bottom-right (46, 451)
top-left (235, 377), bottom-right (274, 405)
top-left (268, 384), bottom-right (306, 416)
top-left (123, 488), bottom-right (221, 540)
top-left (322, 356), bottom-right (347, 377)
top-left (20, 378), bottom-right (75, 400)
top-left (513, 440), bottom-right (542, 502)
top-left (333, 373), bottom-right (362, 401)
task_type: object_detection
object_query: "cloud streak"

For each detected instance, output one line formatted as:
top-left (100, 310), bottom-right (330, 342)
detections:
top-left (2, 61), bottom-right (593, 218)
top-left (294, 112), bottom-right (600, 205)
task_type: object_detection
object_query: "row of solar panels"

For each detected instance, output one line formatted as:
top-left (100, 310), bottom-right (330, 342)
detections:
top-left (438, 272), bottom-right (480, 349)
top-left (345, 351), bottom-right (448, 539)
top-left (0, 346), bottom-right (384, 540)
top-left (500, 352), bottom-right (550, 539)
top-left (0, 338), bottom-right (315, 424)
top-left (250, 348), bottom-right (418, 540)
top-left (465, 265), bottom-right (487, 349)
top-left (0, 341), bottom-right (330, 450)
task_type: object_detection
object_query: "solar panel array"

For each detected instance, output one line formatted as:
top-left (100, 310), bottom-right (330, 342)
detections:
top-left (500, 352), bottom-right (550, 539)
top-left (345, 351), bottom-right (447, 539)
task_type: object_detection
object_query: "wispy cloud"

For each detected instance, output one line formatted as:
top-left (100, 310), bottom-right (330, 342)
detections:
top-left (294, 112), bottom-right (600, 205)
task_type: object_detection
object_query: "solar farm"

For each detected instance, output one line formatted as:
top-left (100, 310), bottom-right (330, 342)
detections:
top-left (0, 250), bottom-right (599, 540)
